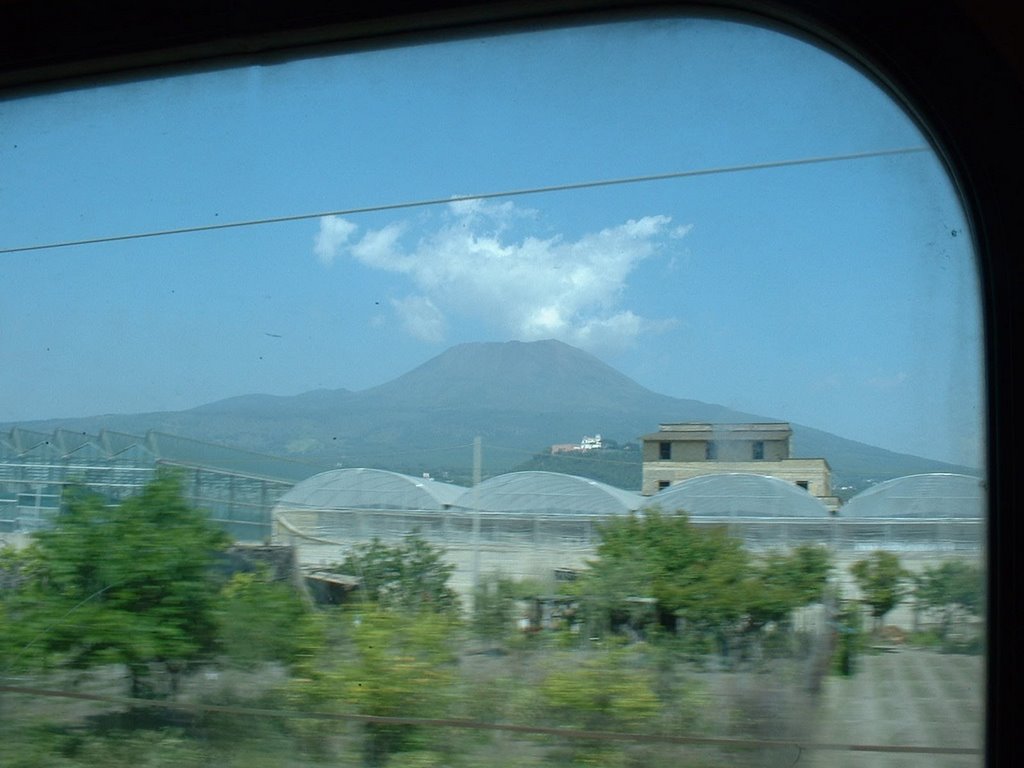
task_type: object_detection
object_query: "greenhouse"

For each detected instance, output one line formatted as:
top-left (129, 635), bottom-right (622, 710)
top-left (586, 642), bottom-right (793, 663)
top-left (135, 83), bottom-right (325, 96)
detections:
top-left (275, 467), bottom-right (465, 512)
top-left (1, 427), bottom-right (323, 541)
top-left (840, 473), bottom-right (984, 519)
top-left (640, 472), bottom-right (833, 551)
top-left (833, 473), bottom-right (984, 553)
top-left (273, 469), bottom-right (644, 591)
top-left (273, 469), bottom-right (641, 547)
top-left (271, 465), bottom-right (986, 589)
top-left (643, 473), bottom-right (830, 518)
top-left (450, 471), bottom-right (643, 517)
top-left (634, 472), bottom-right (983, 553)
top-left (273, 467), bottom-right (467, 544)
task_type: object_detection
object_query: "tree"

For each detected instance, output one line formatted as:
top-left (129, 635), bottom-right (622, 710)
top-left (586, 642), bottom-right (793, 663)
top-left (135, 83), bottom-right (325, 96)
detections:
top-left (216, 566), bottom-right (313, 668)
top-left (336, 534), bottom-right (460, 614)
top-left (0, 544), bottom-right (44, 666)
top-left (746, 544), bottom-right (832, 630)
top-left (12, 471), bottom-right (230, 696)
top-left (583, 510), bottom-right (750, 639)
top-left (578, 512), bottom-right (831, 662)
top-left (850, 551), bottom-right (909, 631)
top-left (914, 560), bottom-right (984, 643)
top-left (471, 573), bottom-right (518, 644)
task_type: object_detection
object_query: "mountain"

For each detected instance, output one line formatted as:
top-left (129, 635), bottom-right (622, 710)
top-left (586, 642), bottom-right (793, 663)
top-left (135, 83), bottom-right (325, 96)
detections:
top-left (4, 339), bottom-right (973, 490)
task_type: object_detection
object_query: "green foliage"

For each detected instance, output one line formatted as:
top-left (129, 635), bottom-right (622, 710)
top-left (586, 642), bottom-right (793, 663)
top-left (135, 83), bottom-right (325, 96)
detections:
top-left (6, 471), bottom-right (230, 695)
top-left (582, 510), bottom-right (746, 635)
top-left (472, 574), bottom-right (519, 643)
top-left (1, 544), bottom-right (44, 666)
top-left (850, 551), bottom-right (910, 629)
top-left (833, 599), bottom-right (865, 676)
top-left (287, 609), bottom-right (460, 766)
top-left (216, 567), bottom-right (313, 668)
top-left (337, 534), bottom-right (460, 614)
top-left (0, 543), bottom-right (38, 590)
top-left (533, 647), bottom-right (661, 766)
top-left (0, 725), bottom-right (207, 768)
top-left (746, 544), bottom-right (832, 629)
top-left (537, 649), bottom-right (660, 730)
top-left (578, 511), bottom-right (831, 658)
top-left (914, 560), bottom-right (984, 647)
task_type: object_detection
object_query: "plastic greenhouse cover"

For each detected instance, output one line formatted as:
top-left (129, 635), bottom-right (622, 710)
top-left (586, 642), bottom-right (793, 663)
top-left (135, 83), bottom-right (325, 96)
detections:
top-left (643, 473), bottom-right (830, 518)
top-left (840, 473), bottom-right (984, 519)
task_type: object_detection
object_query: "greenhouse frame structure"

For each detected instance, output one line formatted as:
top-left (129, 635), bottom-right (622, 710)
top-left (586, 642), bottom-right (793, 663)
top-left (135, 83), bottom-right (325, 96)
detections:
top-left (272, 469), bottom-right (984, 593)
top-left (1, 427), bottom-right (326, 541)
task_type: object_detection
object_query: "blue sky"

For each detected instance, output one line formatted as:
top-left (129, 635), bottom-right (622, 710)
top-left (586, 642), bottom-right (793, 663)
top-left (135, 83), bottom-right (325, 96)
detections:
top-left (0, 17), bottom-right (983, 467)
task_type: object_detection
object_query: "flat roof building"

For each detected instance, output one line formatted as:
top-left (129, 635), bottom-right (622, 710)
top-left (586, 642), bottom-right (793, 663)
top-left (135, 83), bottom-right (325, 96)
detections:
top-left (640, 422), bottom-right (838, 511)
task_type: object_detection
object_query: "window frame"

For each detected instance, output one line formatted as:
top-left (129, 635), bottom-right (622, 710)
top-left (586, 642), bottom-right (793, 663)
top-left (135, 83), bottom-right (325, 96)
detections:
top-left (1, 2), bottom-right (1018, 764)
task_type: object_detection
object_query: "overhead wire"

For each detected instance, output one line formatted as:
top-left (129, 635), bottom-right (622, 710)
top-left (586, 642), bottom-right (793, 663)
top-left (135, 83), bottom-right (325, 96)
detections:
top-left (0, 146), bottom-right (929, 256)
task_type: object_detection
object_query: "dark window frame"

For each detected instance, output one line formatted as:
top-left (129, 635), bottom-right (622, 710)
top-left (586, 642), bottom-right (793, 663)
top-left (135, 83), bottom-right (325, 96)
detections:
top-left (1, 2), bottom-right (1018, 762)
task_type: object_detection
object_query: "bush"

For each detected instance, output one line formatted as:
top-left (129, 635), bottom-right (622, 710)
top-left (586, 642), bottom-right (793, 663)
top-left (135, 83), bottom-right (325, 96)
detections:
top-left (216, 567), bottom-right (312, 669)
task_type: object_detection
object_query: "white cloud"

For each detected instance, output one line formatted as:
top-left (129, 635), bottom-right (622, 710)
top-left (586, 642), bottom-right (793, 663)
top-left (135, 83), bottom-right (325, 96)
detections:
top-left (350, 222), bottom-right (409, 270)
top-left (313, 201), bottom-right (688, 349)
top-left (446, 197), bottom-right (535, 232)
top-left (568, 311), bottom-right (649, 349)
top-left (391, 295), bottom-right (445, 342)
top-left (313, 216), bottom-right (358, 265)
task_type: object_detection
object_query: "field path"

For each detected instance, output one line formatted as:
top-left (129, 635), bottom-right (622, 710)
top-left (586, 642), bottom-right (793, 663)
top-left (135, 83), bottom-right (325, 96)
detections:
top-left (804, 649), bottom-right (983, 768)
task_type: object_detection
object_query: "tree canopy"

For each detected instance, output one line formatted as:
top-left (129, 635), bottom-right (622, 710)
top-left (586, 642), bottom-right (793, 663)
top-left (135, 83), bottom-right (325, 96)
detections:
top-left (335, 534), bottom-right (460, 614)
top-left (914, 559), bottom-right (984, 641)
top-left (5, 471), bottom-right (230, 695)
top-left (576, 510), bottom-right (831, 653)
top-left (851, 551), bottom-right (909, 630)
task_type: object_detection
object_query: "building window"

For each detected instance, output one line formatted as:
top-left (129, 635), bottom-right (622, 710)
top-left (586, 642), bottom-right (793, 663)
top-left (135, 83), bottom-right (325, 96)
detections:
top-left (752, 441), bottom-right (764, 460)
top-left (705, 441), bottom-right (718, 460)
top-left (796, 480), bottom-right (809, 490)
top-left (659, 441), bottom-right (671, 460)
top-left (657, 480), bottom-right (671, 490)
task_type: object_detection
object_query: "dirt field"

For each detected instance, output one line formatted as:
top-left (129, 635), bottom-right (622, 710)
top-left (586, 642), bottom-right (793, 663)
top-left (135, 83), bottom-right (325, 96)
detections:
top-left (803, 649), bottom-right (983, 768)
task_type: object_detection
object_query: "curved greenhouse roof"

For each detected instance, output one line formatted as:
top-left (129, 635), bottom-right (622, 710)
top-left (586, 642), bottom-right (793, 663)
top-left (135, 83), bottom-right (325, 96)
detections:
top-left (451, 471), bottom-right (642, 517)
top-left (274, 468), bottom-right (466, 513)
top-left (841, 473), bottom-right (984, 519)
top-left (643, 473), bottom-right (829, 518)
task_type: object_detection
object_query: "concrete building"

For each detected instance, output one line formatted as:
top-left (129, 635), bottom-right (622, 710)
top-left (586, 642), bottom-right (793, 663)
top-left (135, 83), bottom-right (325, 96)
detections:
top-left (640, 422), bottom-right (839, 510)
top-left (550, 434), bottom-right (603, 454)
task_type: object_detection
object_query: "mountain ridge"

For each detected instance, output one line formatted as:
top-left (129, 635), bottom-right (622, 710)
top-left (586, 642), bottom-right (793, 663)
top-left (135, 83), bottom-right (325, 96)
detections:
top-left (2, 339), bottom-right (974, 489)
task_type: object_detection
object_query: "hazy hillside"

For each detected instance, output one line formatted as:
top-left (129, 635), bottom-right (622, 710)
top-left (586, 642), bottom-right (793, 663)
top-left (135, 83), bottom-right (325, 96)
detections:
top-left (5, 339), bottom-right (973, 490)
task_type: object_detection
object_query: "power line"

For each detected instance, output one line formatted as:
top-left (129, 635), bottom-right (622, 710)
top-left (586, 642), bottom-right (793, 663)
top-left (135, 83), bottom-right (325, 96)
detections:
top-left (0, 147), bottom-right (929, 256)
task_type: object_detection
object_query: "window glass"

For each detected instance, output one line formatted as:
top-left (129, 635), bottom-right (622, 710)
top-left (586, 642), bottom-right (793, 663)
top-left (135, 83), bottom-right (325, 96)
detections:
top-left (0, 16), bottom-right (984, 768)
